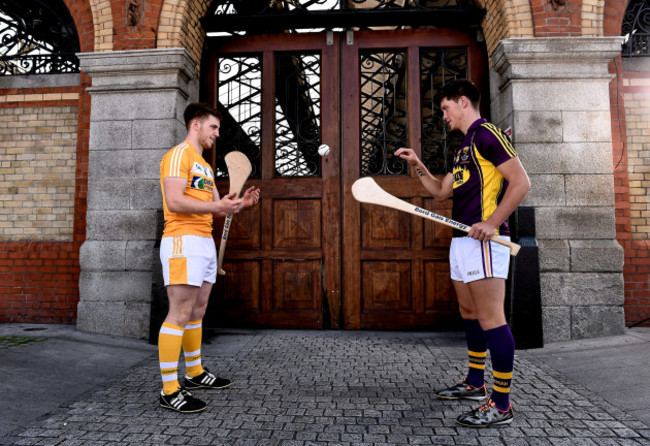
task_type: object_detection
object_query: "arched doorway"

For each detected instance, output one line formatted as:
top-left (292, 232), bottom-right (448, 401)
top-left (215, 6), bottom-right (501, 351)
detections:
top-left (201, 0), bottom-right (490, 330)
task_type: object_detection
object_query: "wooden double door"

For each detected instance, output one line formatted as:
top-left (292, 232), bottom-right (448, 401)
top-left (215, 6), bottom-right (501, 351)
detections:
top-left (203, 29), bottom-right (488, 330)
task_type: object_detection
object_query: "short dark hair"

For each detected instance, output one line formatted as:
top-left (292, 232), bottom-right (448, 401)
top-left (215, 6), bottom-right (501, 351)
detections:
top-left (184, 102), bottom-right (223, 129)
top-left (440, 79), bottom-right (480, 108)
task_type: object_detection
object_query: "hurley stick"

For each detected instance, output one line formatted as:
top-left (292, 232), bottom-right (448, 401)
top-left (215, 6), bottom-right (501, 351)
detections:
top-left (217, 151), bottom-right (253, 275)
top-left (351, 177), bottom-right (520, 256)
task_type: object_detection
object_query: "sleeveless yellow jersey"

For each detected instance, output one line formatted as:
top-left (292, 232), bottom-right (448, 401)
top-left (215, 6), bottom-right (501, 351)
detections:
top-left (160, 141), bottom-right (216, 237)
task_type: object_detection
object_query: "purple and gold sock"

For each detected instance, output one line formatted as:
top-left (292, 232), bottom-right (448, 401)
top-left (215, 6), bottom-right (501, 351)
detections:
top-left (485, 324), bottom-right (515, 411)
top-left (464, 319), bottom-right (487, 388)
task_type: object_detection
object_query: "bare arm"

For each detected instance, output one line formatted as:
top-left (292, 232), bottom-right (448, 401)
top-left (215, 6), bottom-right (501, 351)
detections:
top-left (468, 156), bottom-right (531, 241)
top-left (163, 177), bottom-right (243, 215)
top-left (395, 148), bottom-right (453, 200)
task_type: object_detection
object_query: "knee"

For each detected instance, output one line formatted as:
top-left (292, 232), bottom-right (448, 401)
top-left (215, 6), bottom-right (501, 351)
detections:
top-left (166, 307), bottom-right (193, 328)
top-left (458, 302), bottom-right (477, 319)
top-left (191, 304), bottom-right (209, 321)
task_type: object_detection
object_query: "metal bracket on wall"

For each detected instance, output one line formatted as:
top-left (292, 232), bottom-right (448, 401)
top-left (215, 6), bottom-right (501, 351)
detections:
top-left (326, 31), bottom-right (334, 46)
top-left (346, 30), bottom-right (354, 45)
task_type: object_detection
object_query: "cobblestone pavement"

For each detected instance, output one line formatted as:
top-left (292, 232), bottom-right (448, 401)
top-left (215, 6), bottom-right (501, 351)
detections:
top-left (4, 330), bottom-right (650, 446)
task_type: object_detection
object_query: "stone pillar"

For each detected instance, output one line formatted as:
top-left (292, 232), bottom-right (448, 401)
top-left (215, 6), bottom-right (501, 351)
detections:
top-left (77, 49), bottom-right (198, 339)
top-left (490, 37), bottom-right (626, 342)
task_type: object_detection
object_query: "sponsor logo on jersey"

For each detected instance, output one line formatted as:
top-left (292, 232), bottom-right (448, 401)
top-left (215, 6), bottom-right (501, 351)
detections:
top-left (191, 175), bottom-right (214, 190)
top-left (191, 162), bottom-right (214, 179)
top-left (452, 165), bottom-right (470, 188)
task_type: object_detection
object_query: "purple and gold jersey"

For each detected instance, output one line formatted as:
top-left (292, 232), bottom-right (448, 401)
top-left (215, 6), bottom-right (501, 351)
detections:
top-left (452, 118), bottom-right (517, 237)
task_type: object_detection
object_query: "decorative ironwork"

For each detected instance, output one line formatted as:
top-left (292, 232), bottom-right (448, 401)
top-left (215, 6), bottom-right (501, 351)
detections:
top-left (360, 50), bottom-right (408, 176)
top-left (420, 48), bottom-right (467, 174)
top-left (215, 55), bottom-right (263, 178)
top-left (0, 0), bottom-right (80, 75)
top-left (203, 0), bottom-right (485, 34)
top-left (213, 0), bottom-right (469, 15)
top-left (622, 0), bottom-right (650, 57)
top-left (275, 52), bottom-right (321, 177)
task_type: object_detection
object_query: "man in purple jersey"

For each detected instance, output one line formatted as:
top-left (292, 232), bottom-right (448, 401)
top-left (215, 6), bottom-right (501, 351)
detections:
top-left (396, 79), bottom-right (530, 427)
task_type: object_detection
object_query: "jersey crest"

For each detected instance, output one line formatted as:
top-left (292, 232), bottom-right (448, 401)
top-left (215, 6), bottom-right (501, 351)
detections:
top-left (453, 145), bottom-right (473, 188)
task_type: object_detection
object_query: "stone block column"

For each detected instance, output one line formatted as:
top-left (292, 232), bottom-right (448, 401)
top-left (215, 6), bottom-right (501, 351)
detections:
top-left (490, 38), bottom-right (626, 342)
top-left (77, 49), bottom-right (198, 339)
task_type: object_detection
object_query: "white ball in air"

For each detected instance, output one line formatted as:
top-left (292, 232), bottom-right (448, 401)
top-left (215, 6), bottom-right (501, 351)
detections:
top-left (318, 144), bottom-right (330, 156)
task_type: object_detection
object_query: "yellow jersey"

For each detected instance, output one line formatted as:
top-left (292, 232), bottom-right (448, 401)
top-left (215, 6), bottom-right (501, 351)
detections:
top-left (160, 141), bottom-right (216, 237)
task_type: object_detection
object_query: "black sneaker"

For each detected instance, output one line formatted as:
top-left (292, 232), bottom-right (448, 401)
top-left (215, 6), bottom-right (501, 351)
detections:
top-left (435, 378), bottom-right (487, 401)
top-left (184, 368), bottom-right (232, 390)
top-left (159, 387), bottom-right (207, 413)
top-left (456, 399), bottom-right (514, 427)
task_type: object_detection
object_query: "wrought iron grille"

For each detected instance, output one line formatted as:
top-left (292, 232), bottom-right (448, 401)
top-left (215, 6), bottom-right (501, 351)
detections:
top-left (622, 0), bottom-right (650, 57)
top-left (212, 0), bottom-right (469, 15)
top-left (275, 52), bottom-right (322, 177)
top-left (0, 0), bottom-right (80, 75)
top-left (360, 50), bottom-right (408, 176)
top-left (420, 48), bottom-right (467, 174)
top-left (215, 55), bottom-right (263, 178)
top-left (203, 0), bottom-right (485, 34)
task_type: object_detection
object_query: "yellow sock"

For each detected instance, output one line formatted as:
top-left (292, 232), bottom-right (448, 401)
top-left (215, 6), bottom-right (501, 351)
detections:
top-left (158, 322), bottom-right (184, 395)
top-left (182, 319), bottom-right (204, 378)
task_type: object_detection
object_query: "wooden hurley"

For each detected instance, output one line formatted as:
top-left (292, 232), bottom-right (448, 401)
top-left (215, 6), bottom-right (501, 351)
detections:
top-left (351, 177), bottom-right (520, 256)
top-left (217, 151), bottom-right (253, 275)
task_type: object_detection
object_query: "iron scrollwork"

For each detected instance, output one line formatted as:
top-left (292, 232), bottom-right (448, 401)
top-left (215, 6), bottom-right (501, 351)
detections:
top-left (622, 0), bottom-right (650, 57)
top-left (275, 52), bottom-right (322, 177)
top-left (360, 50), bottom-right (408, 176)
top-left (0, 0), bottom-right (80, 75)
top-left (420, 48), bottom-right (467, 174)
top-left (213, 0), bottom-right (470, 15)
top-left (215, 55), bottom-right (263, 178)
top-left (203, 0), bottom-right (485, 33)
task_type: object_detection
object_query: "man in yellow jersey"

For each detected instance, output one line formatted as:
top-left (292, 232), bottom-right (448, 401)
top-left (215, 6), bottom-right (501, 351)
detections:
top-left (158, 103), bottom-right (260, 413)
top-left (396, 80), bottom-right (530, 427)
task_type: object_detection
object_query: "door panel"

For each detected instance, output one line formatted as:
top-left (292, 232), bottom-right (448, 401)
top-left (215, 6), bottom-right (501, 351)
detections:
top-left (273, 199), bottom-right (322, 249)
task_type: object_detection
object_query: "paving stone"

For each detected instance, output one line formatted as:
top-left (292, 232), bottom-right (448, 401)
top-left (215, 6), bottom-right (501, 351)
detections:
top-left (3, 331), bottom-right (649, 446)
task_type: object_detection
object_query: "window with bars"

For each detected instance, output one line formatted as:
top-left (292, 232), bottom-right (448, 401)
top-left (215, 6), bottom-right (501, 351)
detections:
top-left (0, 0), bottom-right (79, 75)
top-left (622, 0), bottom-right (650, 57)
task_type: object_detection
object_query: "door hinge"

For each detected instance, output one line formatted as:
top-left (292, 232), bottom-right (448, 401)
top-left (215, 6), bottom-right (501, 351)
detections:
top-left (326, 31), bottom-right (334, 46)
top-left (346, 30), bottom-right (354, 46)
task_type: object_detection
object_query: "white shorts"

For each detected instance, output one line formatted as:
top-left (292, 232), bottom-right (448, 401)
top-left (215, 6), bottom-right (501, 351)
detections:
top-left (160, 235), bottom-right (217, 286)
top-left (449, 236), bottom-right (511, 283)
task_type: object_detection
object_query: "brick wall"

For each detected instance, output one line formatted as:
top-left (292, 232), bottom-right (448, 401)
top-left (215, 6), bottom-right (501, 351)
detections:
top-left (582, 0), bottom-right (605, 36)
top-left (0, 103), bottom-right (78, 240)
top-left (0, 242), bottom-right (79, 323)
top-left (481, 0), bottom-right (534, 56)
top-left (619, 61), bottom-right (650, 327)
top-left (604, 0), bottom-right (650, 327)
top-left (530, 0), bottom-right (582, 36)
top-left (0, 74), bottom-right (89, 325)
top-left (111, 0), bottom-right (163, 50)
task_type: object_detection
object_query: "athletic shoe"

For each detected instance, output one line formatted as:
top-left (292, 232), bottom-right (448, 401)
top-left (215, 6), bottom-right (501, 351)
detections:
top-left (435, 378), bottom-right (487, 401)
top-left (159, 387), bottom-right (207, 413)
top-left (456, 398), bottom-right (514, 427)
top-left (184, 367), bottom-right (232, 390)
